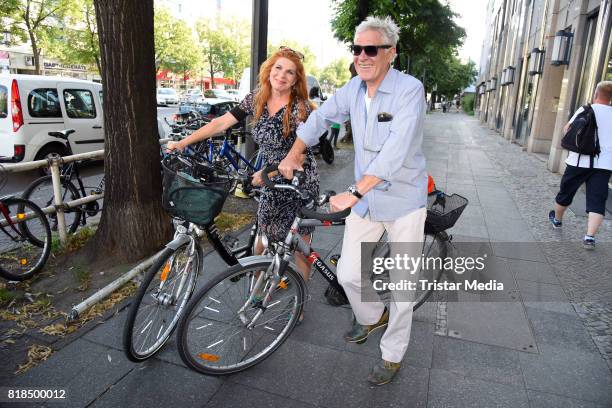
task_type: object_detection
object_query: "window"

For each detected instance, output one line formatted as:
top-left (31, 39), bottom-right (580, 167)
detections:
top-left (0, 86), bottom-right (7, 119)
top-left (204, 90), bottom-right (215, 98)
top-left (28, 88), bottom-right (61, 118)
top-left (63, 89), bottom-right (96, 119)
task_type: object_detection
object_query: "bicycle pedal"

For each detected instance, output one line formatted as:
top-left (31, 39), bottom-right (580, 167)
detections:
top-left (329, 254), bottom-right (341, 266)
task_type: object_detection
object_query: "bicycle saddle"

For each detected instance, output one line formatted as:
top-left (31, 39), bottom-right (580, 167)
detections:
top-left (48, 129), bottom-right (76, 140)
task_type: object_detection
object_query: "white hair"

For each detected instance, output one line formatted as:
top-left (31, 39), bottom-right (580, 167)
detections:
top-left (354, 16), bottom-right (400, 46)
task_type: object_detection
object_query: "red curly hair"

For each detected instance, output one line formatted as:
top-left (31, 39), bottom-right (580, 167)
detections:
top-left (253, 48), bottom-right (315, 138)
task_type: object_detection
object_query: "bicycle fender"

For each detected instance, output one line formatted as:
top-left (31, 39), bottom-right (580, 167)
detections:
top-left (165, 234), bottom-right (191, 250)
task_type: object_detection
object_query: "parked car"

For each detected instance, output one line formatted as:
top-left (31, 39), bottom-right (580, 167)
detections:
top-left (204, 89), bottom-right (233, 100)
top-left (156, 88), bottom-right (178, 106)
top-left (225, 89), bottom-right (240, 101)
top-left (182, 88), bottom-right (204, 104)
top-left (0, 74), bottom-right (104, 163)
top-left (182, 98), bottom-right (238, 121)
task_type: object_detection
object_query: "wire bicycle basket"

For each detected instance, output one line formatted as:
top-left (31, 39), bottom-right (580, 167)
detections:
top-left (161, 156), bottom-right (232, 226)
top-left (425, 192), bottom-right (469, 234)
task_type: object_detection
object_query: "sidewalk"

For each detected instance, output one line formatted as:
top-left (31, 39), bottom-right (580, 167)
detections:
top-left (4, 112), bottom-right (612, 408)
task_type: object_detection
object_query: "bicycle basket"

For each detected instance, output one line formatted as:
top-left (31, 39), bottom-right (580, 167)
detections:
top-left (425, 192), bottom-right (468, 234)
top-left (161, 156), bottom-right (232, 226)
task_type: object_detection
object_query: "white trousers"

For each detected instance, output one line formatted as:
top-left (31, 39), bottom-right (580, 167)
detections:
top-left (337, 207), bottom-right (426, 363)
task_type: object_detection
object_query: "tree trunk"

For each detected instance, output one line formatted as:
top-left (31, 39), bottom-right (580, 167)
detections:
top-left (90, 0), bottom-right (172, 263)
top-left (27, 26), bottom-right (41, 75)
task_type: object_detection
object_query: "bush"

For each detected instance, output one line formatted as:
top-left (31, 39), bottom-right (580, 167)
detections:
top-left (462, 94), bottom-right (475, 114)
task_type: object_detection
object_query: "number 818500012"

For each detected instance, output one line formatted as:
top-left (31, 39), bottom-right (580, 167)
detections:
top-left (1, 388), bottom-right (67, 402)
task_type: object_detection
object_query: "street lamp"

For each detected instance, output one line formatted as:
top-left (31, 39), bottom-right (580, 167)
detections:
top-left (551, 30), bottom-right (573, 66)
top-left (528, 48), bottom-right (544, 75)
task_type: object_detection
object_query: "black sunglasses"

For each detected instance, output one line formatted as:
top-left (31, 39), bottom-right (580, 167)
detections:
top-left (279, 46), bottom-right (305, 60)
top-left (351, 44), bottom-right (392, 57)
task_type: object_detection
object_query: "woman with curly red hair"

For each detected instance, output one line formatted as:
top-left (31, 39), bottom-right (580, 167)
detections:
top-left (167, 48), bottom-right (320, 317)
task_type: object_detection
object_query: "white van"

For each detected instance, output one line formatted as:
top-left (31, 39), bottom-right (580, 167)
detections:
top-left (0, 74), bottom-right (104, 163)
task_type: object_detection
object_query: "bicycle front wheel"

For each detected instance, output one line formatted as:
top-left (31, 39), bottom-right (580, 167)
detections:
top-left (123, 242), bottom-right (201, 361)
top-left (0, 197), bottom-right (52, 281)
top-left (177, 259), bottom-right (305, 375)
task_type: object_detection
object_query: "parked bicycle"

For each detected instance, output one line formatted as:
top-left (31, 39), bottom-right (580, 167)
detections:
top-left (0, 163), bottom-right (52, 281)
top-left (21, 129), bottom-right (104, 234)
top-left (175, 164), bottom-right (467, 375)
top-left (122, 151), bottom-right (260, 362)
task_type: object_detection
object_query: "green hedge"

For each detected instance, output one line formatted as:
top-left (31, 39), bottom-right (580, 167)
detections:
top-left (462, 94), bottom-right (475, 114)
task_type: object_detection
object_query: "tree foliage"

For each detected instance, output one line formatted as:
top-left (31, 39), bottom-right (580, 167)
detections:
top-left (319, 57), bottom-right (352, 90)
top-left (0, 0), bottom-right (71, 74)
top-left (330, 0), bottom-right (474, 94)
top-left (154, 7), bottom-right (201, 77)
top-left (196, 16), bottom-right (250, 87)
top-left (266, 39), bottom-right (320, 79)
top-left (40, 0), bottom-right (101, 75)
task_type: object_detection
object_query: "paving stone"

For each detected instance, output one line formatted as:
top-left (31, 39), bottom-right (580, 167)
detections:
top-left (227, 339), bottom-right (339, 406)
top-left (207, 382), bottom-right (317, 408)
top-left (506, 259), bottom-right (560, 284)
top-left (492, 242), bottom-right (546, 262)
top-left (344, 320), bottom-right (435, 369)
top-left (431, 336), bottom-right (523, 387)
top-left (525, 307), bottom-right (598, 353)
top-left (290, 298), bottom-right (353, 351)
top-left (318, 352), bottom-right (429, 408)
top-left (90, 359), bottom-right (223, 408)
top-left (427, 368), bottom-right (529, 408)
top-left (526, 390), bottom-right (609, 408)
top-left (446, 302), bottom-right (536, 352)
top-left (83, 311), bottom-right (127, 351)
top-left (7, 339), bottom-right (135, 408)
top-left (519, 344), bottom-right (612, 405)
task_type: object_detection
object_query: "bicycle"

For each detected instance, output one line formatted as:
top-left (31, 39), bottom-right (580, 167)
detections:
top-left (122, 152), bottom-right (260, 362)
top-left (175, 164), bottom-right (467, 375)
top-left (21, 129), bottom-right (104, 234)
top-left (164, 119), bottom-right (263, 193)
top-left (0, 163), bottom-right (52, 281)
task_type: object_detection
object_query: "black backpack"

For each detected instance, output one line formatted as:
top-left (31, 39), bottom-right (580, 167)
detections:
top-left (561, 104), bottom-right (600, 167)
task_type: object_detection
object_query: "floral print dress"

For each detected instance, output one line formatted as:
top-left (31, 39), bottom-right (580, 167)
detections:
top-left (231, 91), bottom-right (320, 242)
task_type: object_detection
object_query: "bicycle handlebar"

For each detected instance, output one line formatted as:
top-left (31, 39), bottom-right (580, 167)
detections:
top-left (260, 164), bottom-right (351, 222)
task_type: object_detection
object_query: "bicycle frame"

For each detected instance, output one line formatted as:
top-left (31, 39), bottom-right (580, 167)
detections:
top-left (237, 214), bottom-right (347, 328)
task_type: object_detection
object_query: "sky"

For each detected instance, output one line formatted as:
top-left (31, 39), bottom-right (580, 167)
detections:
top-left (158, 0), bottom-right (488, 69)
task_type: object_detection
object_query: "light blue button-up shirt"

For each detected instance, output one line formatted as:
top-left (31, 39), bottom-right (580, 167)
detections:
top-left (296, 68), bottom-right (427, 221)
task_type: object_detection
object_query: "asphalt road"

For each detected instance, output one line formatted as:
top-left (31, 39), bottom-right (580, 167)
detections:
top-left (2, 107), bottom-right (179, 196)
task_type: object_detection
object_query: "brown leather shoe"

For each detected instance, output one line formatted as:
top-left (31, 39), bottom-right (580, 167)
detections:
top-left (367, 359), bottom-right (401, 386)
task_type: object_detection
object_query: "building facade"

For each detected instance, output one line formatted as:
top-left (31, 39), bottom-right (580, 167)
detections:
top-left (476, 0), bottom-right (611, 173)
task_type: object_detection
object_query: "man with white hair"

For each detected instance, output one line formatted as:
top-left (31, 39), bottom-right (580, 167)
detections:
top-left (549, 81), bottom-right (612, 248)
top-left (279, 16), bottom-right (427, 385)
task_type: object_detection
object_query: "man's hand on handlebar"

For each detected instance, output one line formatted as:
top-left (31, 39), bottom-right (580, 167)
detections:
top-left (329, 192), bottom-right (358, 213)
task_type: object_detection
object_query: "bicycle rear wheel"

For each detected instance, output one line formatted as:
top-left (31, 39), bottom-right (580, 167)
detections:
top-left (123, 242), bottom-right (201, 361)
top-left (177, 259), bottom-right (305, 375)
top-left (21, 175), bottom-right (82, 234)
top-left (0, 197), bottom-right (52, 281)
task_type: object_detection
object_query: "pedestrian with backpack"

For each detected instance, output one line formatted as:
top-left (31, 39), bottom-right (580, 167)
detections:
top-left (549, 81), bottom-right (612, 249)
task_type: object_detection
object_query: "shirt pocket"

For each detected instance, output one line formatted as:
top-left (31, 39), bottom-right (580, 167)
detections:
top-left (363, 122), bottom-right (392, 152)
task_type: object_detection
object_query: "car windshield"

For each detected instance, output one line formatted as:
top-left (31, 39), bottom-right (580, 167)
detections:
top-left (158, 89), bottom-right (176, 95)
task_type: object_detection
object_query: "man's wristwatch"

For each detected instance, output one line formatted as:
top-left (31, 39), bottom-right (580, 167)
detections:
top-left (348, 184), bottom-right (363, 199)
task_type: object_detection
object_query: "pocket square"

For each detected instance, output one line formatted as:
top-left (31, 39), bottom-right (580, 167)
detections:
top-left (377, 112), bottom-right (393, 122)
